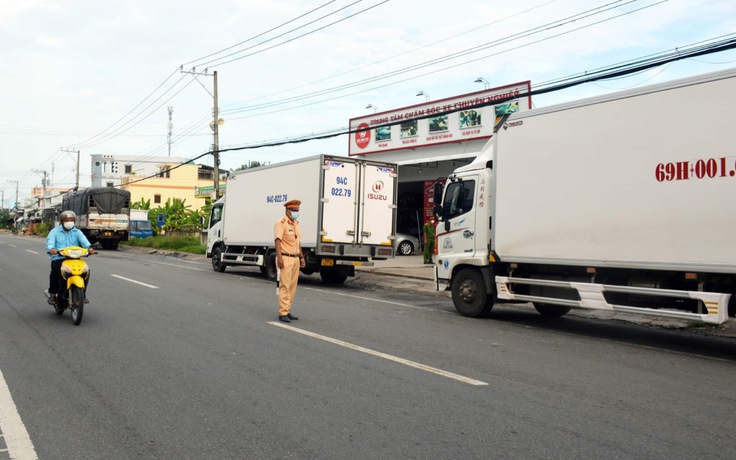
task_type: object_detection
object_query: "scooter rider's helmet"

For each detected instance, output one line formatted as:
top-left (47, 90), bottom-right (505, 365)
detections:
top-left (59, 210), bottom-right (76, 221)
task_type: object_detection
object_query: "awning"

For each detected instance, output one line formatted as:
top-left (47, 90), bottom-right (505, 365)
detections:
top-left (394, 151), bottom-right (479, 166)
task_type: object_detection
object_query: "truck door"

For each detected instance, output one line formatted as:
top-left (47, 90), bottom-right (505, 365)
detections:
top-left (321, 159), bottom-right (359, 244)
top-left (438, 177), bottom-right (478, 259)
top-left (359, 163), bottom-right (397, 246)
top-left (206, 202), bottom-right (224, 252)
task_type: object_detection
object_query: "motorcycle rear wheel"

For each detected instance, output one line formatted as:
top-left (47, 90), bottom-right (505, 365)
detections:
top-left (70, 286), bottom-right (84, 326)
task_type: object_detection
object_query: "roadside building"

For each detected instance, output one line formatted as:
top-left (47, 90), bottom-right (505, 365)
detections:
top-left (348, 81), bottom-right (531, 238)
top-left (119, 162), bottom-right (220, 212)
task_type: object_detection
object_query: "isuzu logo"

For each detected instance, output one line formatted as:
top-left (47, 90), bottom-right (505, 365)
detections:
top-left (368, 180), bottom-right (387, 200)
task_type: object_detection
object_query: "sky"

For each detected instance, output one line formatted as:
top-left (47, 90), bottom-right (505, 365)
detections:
top-left (1, 0), bottom-right (735, 208)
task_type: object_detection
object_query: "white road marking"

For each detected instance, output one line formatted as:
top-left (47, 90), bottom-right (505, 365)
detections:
top-left (110, 274), bottom-right (159, 289)
top-left (8, 244), bottom-right (17, 248)
top-left (26, 250), bottom-right (39, 255)
top-left (0, 368), bottom-right (38, 459)
top-left (269, 322), bottom-right (488, 386)
top-left (115, 256), bottom-right (210, 272)
top-left (301, 286), bottom-right (426, 310)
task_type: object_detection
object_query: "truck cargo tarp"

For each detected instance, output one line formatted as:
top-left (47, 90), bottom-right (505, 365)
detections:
top-left (86, 188), bottom-right (130, 213)
top-left (63, 187), bottom-right (131, 215)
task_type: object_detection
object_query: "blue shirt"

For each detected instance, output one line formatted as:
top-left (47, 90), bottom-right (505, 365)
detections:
top-left (46, 225), bottom-right (93, 261)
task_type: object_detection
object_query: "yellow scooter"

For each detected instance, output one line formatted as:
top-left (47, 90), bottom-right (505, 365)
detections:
top-left (50, 246), bottom-right (92, 325)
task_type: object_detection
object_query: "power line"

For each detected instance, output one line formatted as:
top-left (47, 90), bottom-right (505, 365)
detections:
top-left (217, 35), bottom-right (736, 152)
top-left (182, 0), bottom-right (342, 67)
top-left (221, 0), bottom-right (658, 117)
top-left (195, 1), bottom-right (390, 69)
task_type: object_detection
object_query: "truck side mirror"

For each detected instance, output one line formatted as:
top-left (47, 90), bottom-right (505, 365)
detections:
top-left (433, 204), bottom-right (443, 220)
top-left (432, 182), bottom-right (443, 206)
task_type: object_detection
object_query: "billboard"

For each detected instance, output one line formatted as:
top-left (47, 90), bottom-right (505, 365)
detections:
top-left (348, 81), bottom-right (531, 156)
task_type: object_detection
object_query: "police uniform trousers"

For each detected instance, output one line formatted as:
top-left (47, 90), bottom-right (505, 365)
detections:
top-left (278, 255), bottom-right (300, 316)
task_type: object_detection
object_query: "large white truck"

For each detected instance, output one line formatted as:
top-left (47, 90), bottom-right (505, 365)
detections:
top-left (433, 68), bottom-right (736, 324)
top-left (206, 155), bottom-right (398, 283)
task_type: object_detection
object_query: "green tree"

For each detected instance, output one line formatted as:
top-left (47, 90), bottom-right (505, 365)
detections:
top-left (150, 198), bottom-right (204, 234)
top-left (0, 208), bottom-right (11, 230)
top-left (235, 160), bottom-right (268, 171)
top-left (131, 198), bottom-right (151, 210)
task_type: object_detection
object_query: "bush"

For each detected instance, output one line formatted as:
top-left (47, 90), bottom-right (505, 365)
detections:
top-left (122, 235), bottom-right (205, 253)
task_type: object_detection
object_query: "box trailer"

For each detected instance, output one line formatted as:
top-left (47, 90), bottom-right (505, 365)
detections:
top-left (207, 155), bottom-right (398, 284)
top-left (434, 67), bottom-right (736, 324)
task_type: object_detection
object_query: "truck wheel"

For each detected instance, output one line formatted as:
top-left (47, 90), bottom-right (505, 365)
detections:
top-left (320, 270), bottom-right (348, 284)
top-left (109, 240), bottom-right (119, 250)
top-left (533, 303), bottom-right (571, 317)
top-left (211, 247), bottom-right (226, 272)
top-left (265, 252), bottom-right (278, 282)
top-left (451, 268), bottom-right (492, 317)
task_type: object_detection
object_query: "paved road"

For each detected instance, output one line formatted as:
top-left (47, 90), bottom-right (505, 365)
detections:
top-left (1, 234), bottom-right (735, 459)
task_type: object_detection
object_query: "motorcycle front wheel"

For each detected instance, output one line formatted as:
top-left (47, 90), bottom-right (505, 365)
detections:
top-left (69, 286), bottom-right (84, 326)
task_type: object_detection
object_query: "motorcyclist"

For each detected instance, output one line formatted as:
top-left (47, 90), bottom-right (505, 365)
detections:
top-left (45, 210), bottom-right (96, 305)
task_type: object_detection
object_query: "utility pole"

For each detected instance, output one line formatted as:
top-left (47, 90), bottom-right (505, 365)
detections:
top-left (32, 169), bottom-right (48, 207)
top-left (167, 106), bottom-right (174, 157)
top-left (180, 66), bottom-right (222, 199)
top-left (61, 148), bottom-right (81, 190)
top-left (213, 70), bottom-right (220, 199)
top-left (6, 180), bottom-right (19, 210)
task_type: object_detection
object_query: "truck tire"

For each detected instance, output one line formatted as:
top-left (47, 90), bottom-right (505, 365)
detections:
top-left (265, 252), bottom-right (278, 282)
top-left (451, 268), bottom-right (493, 317)
top-left (533, 303), bottom-right (571, 317)
top-left (320, 270), bottom-right (348, 285)
top-left (109, 240), bottom-right (119, 250)
top-left (211, 246), bottom-right (226, 272)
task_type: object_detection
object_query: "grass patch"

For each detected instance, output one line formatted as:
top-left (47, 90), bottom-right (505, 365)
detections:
top-left (122, 235), bottom-right (205, 254)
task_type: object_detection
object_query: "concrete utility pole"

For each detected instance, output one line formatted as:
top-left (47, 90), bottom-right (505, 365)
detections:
top-left (32, 169), bottom-right (48, 207)
top-left (167, 106), bottom-right (174, 157)
top-left (61, 148), bottom-right (81, 190)
top-left (6, 180), bottom-right (19, 209)
top-left (213, 70), bottom-right (220, 199)
top-left (180, 66), bottom-right (222, 199)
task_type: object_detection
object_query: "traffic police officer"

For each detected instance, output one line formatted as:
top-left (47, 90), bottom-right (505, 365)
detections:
top-left (274, 199), bottom-right (305, 322)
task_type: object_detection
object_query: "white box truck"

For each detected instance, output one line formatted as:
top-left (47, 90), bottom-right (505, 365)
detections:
top-left (433, 68), bottom-right (736, 324)
top-left (206, 155), bottom-right (398, 283)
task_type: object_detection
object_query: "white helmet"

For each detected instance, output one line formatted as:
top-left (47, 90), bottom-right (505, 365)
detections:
top-left (59, 210), bottom-right (76, 221)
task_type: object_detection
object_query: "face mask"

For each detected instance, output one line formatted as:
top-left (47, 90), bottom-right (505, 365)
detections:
top-left (290, 211), bottom-right (299, 220)
top-left (63, 221), bottom-right (74, 230)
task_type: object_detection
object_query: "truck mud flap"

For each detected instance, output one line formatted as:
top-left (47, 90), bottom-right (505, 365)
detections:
top-left (496, 276), bottom-right (731, 325)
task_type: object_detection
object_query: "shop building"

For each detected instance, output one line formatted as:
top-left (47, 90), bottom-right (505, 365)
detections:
top-left (348, 81), bottom-right (531, 239)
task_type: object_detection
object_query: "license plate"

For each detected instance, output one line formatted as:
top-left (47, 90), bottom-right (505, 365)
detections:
top-left (352, 261), bottom-right (364, 266)
top-left (321, 258), bottom-right (334, 267)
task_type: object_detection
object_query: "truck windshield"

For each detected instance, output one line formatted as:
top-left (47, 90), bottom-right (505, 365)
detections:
top-left (136, 221), bottom-right (153, 231)
top-left (442, 180), bottom-right (475, 219)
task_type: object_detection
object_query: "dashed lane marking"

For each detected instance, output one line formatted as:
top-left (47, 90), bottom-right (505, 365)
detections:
top-left (269, 321), bottom-right (488, 386)
top-left (110, 274), bottom-right (159, 289)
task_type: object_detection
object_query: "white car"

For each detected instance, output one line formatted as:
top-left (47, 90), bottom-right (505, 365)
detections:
top-left (394, 233), bottom-right (420, 256)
